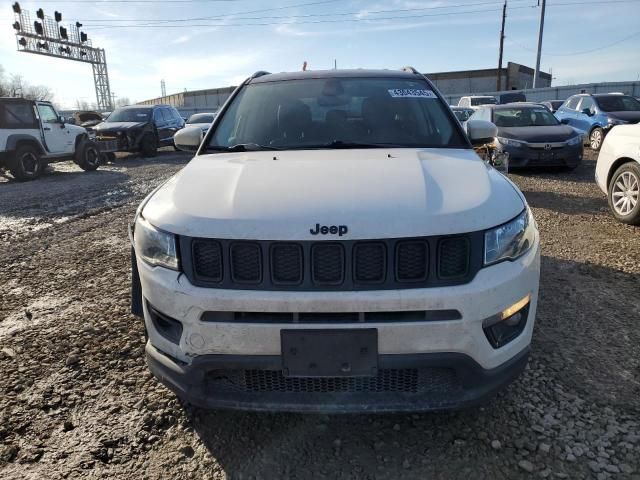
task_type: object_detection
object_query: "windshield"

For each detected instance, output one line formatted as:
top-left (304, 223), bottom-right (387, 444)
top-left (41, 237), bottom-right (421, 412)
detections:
top-left (493, 107), bottom-right (559, 127)
top-left (106, 108), bottom-right (151, 122)
top-left (595, 95), bottom-right (640, 112)
top-left (209, 77), bottom-right (467, 151)
top-left (471, 97), bottom-right (497, 106)
top-left (187, 113), bottom-right (215, 124)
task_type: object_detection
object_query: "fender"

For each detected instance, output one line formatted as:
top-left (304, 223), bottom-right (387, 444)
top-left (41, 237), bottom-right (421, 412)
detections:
top-left (6, 134), bottom-right (47, 154)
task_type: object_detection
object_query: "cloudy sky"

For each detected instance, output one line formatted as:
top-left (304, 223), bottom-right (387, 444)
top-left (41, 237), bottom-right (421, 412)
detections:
top-left (1, 0), bottom-right (639, 108)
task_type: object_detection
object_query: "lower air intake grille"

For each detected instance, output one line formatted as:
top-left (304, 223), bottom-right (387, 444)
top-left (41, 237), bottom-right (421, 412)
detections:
top-left (206, 368), bottom-right (460, 394)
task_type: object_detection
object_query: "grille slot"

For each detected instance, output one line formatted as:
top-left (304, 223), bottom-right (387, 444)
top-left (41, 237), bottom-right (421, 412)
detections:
top-left (354, 242), bottom-right (386, 283)
top-left (438, 237), bottom-right (470, 279)
top-left (206, 368), bottom-right (460, 394)
top-left (396, 240), bottom-right (429, 282)
top-left (270, 243), bottom-right (303, 285)
top-left (311, 243), bottom-right (345, 285)
top-left (230, 242), bottom-right (262, 284)
top-left (192, 240), bottom-right (223, 282)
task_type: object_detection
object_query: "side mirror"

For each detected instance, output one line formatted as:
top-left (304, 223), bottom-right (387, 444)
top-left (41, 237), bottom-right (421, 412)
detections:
top-left (66, 117), bottom-right (77, 125)
top-left (58, 115), bottom-right (66, 125)
top-left (560, 118), bottom-right (570, 125)
top-left (174, 126), bottom-right (203, 152)
top-left (465, 119), bottom-right (498, 146)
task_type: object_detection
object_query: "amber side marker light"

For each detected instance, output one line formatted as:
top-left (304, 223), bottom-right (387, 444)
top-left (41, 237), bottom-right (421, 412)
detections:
top-left (483, 294), bottom-right (531, 348)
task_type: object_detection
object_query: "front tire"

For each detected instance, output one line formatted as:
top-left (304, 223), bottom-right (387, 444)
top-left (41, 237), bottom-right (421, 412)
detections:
top-left (140, 134), bottom-right (157, 158)
top-left (608, 162), bottom-right (640, 225)
top-left (9, 145), bottom-right (43, 181)
top-left (76, 140), bottom-right (101, 171)
top-left (589, 127), bottom-right (604, 151)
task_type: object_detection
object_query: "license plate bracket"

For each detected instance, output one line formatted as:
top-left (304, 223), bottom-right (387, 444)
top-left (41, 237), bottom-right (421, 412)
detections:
top-left (281, 329), bottom-right (378, 378)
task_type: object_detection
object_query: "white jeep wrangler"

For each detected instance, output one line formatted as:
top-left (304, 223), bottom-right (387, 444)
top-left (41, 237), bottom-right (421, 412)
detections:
top-left (131, 68), bottom-right (540, 412)
top-left (0, 97), bottom-right (100, 181)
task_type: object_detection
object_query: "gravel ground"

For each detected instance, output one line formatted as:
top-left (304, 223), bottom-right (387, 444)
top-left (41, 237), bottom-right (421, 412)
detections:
top-left (0, 149), bottom-right (638, 480)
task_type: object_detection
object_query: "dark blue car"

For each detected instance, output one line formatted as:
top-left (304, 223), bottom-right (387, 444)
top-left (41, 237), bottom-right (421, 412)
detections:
top-left (555, 94), bottom-right (640, 151)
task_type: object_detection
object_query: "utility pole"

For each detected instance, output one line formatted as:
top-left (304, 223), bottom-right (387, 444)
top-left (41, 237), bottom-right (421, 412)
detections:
top-left (497, 1), bottom-right (507, 91)
top-left (161, 79), bottom-right (166, 97)
top-left (533, 0), bottom-right (546, 88)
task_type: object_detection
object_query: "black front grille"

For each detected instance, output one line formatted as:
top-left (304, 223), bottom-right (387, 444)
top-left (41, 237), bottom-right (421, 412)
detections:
top-left (181, 232), bottom-right (481, 291)
top-left (192, 240), bottom-right (223, 281)
top-left (354, 242), bottom-right (386, 283)
top-left (438, 237), bottom-right (470, 279)
top-left (312, 243), bottom-right (344, 285)
top-left (396, 240), bottom-right (429, 281)
top-left (230, 243), bottom-right (261, 283)
top-left (271, 243), bottom-right (303, 285)
top-left (206, 368), bottom-right (460, 394)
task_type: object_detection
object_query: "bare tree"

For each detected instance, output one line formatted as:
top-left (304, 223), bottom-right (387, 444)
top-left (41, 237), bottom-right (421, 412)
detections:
top-left (75, 98), bottom-right (90, 110)
top-left (25, 84), bottom-right (55, 101)
top-left (115, 97), bottom-right (131, 107)
top-left (0, 65), bottom-right (7, 97)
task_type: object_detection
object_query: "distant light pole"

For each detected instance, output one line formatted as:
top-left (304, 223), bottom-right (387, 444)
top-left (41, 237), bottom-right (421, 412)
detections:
top-left (533, 0), bottom-right (546, 88)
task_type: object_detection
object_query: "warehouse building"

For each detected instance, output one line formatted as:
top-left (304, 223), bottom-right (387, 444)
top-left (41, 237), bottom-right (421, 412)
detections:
top-left (425, 62), bottom-right (552, 95)
top-left (137, 62), bottom-right (550, 115)
top-left (137, 86), bottom-right (236, 117)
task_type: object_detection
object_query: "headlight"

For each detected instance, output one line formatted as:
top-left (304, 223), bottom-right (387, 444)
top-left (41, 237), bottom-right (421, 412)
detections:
top-left (484, 209), bottom-right (536, 266)
top-left (134, 217), bottom-right (179, 270)
top-left (497, 137), bottom-right (526, 148)
top-left (566, 135), bottom-right (582, 146)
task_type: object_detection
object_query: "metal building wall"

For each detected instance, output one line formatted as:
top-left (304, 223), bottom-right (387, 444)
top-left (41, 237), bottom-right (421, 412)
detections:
top-left (442, 81), bottom-right (640, 105)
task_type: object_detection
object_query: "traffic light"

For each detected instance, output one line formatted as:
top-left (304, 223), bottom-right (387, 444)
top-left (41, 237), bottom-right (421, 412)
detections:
top-left (12, 3), bottom-right (21, 14)
top-left (59, 46), bottom-right (71, 54)
top-left (36, 8), bottom-right (44, 20)
top-left (34, 21), bottom-right (43, 35)
top-left (80, 32), bottom-right (88, 43)
top-left (59, 26), bottom-right (68, 40)
top-left (37, 41), bottom-right (48, 50)
top-left (12, 21), bottom-right (21, 31)
top-left (18, 37), bottom-right (27, 47)
top-left (76, 22), bottom-right (82, 28)
top-left (54, 11), bottom-right (62, 22)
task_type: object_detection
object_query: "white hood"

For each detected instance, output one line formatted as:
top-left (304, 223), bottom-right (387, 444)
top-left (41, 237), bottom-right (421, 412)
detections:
top-left (142, 148), bottom-right (525, 240)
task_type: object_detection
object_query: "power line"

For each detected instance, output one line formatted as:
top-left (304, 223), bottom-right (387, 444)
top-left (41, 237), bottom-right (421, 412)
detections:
top-left (508, 30), bottom-right (640, 56)
top-left (87, 4), bottom-right (540, 29)
top-left (80, 0), bottom-right (533, 23)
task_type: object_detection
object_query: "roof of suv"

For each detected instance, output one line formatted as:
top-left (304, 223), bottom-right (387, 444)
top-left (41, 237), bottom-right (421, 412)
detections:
top-left (249, 69), bottom-right (423, 83)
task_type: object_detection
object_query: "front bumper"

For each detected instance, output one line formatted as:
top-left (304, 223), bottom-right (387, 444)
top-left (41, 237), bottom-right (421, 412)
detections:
top-left (137, 235), bottom-right (540, 411)
top-left (497, 143), bottom-right (583, 167)
top-left (146, 342), bottom-right (530, 412)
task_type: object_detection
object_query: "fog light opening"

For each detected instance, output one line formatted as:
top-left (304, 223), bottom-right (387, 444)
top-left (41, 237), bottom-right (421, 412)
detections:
top-left (483, 295), bottom-right (531, 349)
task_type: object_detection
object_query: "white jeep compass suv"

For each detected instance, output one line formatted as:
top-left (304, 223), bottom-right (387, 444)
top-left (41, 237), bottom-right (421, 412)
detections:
top-left (130, 68), bottom-right (540, 412)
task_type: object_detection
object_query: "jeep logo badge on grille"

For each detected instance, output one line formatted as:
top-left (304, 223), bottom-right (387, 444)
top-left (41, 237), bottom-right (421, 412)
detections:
top-left (310, 223), bottom-right (348, 236)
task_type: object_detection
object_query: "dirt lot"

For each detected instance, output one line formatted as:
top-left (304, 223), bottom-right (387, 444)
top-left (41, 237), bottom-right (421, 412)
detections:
top-left (1, 149), bottom-right (639, 480)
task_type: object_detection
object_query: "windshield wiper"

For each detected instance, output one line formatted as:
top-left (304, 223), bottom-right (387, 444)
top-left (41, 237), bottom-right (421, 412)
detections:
top-left (207, 143), bottom-right (282, 152)
top-left (311, 140), bottom-right (402, 149)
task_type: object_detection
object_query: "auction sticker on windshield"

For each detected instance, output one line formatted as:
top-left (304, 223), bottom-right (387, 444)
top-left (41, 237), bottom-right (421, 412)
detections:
top-left (388, 89), bottom-right (437, 98)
